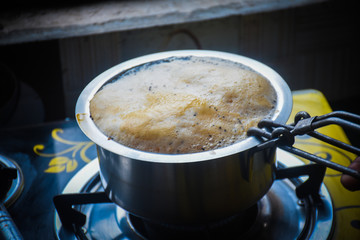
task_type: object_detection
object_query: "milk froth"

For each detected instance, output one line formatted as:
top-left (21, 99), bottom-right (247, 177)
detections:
top-left (90, 56), bottom-right (276, 153)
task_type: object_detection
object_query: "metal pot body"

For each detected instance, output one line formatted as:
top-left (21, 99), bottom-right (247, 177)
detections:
top-left (75, 50), bottom-right (292, 225)
top-left (97, 144), bottom-right (276, 224)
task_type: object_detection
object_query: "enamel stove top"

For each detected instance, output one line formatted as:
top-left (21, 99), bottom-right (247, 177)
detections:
top-left (54, 149), bottom-right (333, 240)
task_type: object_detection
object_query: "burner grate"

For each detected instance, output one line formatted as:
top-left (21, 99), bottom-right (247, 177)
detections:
top-left (0, 155), bottom-right (24, 207)
top-left (53, 152), bottom-right (334, 240)
top-left (127, 205), bottom-right (258, 240)
top-left (0, 155), bottom-right (24, 240)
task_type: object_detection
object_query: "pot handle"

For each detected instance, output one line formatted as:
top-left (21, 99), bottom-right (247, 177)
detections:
top-left (247, 111), bottom-right (360, 180)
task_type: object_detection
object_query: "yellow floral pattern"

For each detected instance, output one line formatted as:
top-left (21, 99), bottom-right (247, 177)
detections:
top-left (33, 128), bottom-right (94, 173)
top-left (291, 90), bottom-right (360, 239)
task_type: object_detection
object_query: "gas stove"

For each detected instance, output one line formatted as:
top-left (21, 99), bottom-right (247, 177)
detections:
top-left (53, 149), bottom-right (333, 240)
top-left (1, 89), bottom-right (360, 239)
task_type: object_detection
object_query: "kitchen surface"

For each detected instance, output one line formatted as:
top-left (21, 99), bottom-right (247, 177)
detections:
top-left (1, 0), bottom-right (359, 239)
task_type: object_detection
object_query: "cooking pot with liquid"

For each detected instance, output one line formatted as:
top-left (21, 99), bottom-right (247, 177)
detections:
top-left (75, 50), bottom-right (292, 224)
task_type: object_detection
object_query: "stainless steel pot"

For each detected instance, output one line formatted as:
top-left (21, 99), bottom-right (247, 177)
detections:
top-left (75, 50), bottom-right (292, 224)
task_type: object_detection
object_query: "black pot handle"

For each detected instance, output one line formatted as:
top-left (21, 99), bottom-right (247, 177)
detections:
top-left (248, 111), bottom-right (360, 180)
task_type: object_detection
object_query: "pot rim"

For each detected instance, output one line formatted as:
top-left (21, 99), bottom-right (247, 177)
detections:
top-left (75, 50), bottom-right (292, 163)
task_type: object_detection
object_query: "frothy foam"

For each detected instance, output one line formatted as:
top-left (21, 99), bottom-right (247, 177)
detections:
top-left (90, 56), bottom-right (276, 154)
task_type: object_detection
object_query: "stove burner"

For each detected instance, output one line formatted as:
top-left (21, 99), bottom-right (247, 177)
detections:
top-left (127, 205), bottom-right (258, 240)
top-left (0, 154), bottom-right (24, 207)
top-left (54, 149), bottom-right (334, 240)
top-left (0, 155), bottom-right (24, 240)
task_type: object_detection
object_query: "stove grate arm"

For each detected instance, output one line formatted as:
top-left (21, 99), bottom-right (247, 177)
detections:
top-left (53, 192), bottom-right (111, 240)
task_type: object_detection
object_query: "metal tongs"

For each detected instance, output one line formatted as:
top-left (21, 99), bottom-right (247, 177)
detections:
top-left (248, 111), bottom-right (360, 180)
